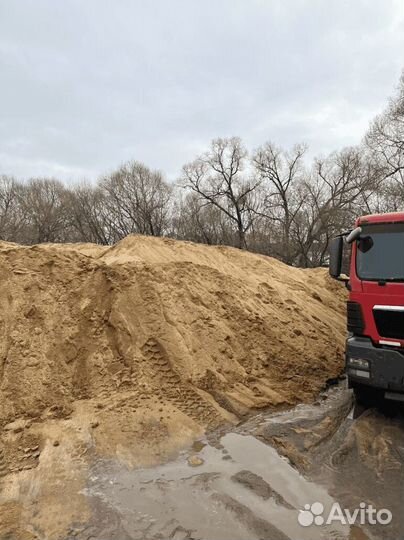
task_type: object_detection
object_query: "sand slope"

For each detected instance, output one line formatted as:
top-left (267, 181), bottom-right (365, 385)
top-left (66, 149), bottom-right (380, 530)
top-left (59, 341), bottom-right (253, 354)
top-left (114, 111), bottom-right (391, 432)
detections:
top-left (0, 235), bottom-right (348, 538)
top-left (0, 236), bottom-right (346, 466)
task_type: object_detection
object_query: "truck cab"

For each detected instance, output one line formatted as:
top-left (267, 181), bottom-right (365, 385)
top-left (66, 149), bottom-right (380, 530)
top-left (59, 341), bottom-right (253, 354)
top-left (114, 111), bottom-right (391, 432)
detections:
top-left (329, 212), bottom-right (404, 402)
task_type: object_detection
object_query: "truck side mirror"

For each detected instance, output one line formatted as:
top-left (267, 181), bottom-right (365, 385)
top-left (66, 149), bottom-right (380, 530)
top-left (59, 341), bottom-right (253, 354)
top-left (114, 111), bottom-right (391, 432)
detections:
top-left (329, 236), bottom-right (344, 279)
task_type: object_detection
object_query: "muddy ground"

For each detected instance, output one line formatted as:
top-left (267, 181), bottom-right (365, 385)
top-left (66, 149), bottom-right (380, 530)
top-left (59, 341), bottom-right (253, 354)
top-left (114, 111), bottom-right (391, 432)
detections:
top-left (3, 383), bottom-right (402, 540)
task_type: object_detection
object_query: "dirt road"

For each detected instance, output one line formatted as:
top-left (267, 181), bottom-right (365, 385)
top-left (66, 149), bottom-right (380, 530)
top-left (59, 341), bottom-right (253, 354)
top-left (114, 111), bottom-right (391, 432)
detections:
top-left (23, 384), bottom-right (401, 540)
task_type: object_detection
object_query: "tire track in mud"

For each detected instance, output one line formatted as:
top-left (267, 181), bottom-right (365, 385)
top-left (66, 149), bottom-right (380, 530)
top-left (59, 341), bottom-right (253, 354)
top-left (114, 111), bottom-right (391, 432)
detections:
top-left (141, 337), bottom-right (222, 428)
top-left (0, 446), bottom-right (7, 479)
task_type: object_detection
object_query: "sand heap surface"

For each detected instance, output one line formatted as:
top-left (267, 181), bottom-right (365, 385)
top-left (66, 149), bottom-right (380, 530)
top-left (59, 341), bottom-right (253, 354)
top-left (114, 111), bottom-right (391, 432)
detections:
top-left (0, 236), bottom-right (346, 469)
top-left (0, 236), bottom-right (348, 538)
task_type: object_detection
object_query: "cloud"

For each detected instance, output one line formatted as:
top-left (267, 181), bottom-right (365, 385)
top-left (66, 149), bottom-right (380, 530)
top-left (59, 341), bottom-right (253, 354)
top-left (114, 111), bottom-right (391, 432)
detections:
top-left (0, 0), bottom-right (403, 182)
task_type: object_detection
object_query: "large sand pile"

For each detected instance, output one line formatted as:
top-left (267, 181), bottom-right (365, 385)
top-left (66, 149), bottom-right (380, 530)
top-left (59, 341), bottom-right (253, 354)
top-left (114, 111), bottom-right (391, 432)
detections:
top-left (0, 236), bottom-right (348, 538)
top-left (0, 236), bottom-right (346, 470)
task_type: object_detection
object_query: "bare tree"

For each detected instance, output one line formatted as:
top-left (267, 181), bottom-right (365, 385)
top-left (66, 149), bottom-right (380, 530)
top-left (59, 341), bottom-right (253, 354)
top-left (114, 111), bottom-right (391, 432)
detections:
top-left (366, 73), bottom-right (404, 182)
top-left (66, 183), bottom-right (114, 244)
top-left (252, 143), bottom-right (307, 264)
top-left (293, 147), bottom-right (378, 266)
top-left (180, 137), bottom-right (260, 249)
top-left (172, 191), bottom-right (233, 246)
top-left (18, 178), bottom-right (69, 244)
top-left (365, 72), bottom-right (404, 211)
top-left (0, 175), bottom-right (23, 242)
top-left (101, 161), bottom-right (172, 240)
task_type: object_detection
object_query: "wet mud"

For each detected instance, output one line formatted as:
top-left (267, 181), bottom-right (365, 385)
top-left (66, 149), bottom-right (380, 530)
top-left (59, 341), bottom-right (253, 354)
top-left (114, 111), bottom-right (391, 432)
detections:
top-left (64, 384), bottom-right (404, 540)
top-left (2, 384), bottom-right (403, 540)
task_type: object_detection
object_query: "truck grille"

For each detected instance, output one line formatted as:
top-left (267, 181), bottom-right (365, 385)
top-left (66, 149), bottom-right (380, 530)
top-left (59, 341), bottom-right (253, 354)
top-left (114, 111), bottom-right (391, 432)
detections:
top-left (373, 308), bottom-right (404, 340)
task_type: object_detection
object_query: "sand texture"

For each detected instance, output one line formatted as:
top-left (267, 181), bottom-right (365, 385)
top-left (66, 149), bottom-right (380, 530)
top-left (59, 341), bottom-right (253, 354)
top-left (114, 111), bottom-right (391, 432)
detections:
top-left (0, 235), bottom-right (346, 469)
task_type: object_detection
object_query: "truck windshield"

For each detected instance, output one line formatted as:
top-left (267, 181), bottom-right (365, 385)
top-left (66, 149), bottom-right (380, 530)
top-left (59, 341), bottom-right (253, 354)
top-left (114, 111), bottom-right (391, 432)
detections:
top-left (356, 223), bottom-right (404, 281)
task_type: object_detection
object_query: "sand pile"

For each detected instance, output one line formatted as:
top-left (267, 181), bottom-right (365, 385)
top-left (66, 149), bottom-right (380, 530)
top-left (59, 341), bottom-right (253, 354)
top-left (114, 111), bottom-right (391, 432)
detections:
top-left (0, 236), bottom-right (348, 538)
top-left (0, 236), bottom-right (346, 469)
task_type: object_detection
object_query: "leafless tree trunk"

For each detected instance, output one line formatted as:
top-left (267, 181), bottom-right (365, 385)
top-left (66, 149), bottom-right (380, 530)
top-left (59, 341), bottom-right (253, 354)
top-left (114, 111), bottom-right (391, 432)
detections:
top-left (18, 178), bottom-right (69, 244)
top-left (252, 143), bottom-right (307, 264)
top-left (101, 161), bottom-right (172, 240)
top-left (0, 176), bottom-right (23, 242)
top-left (180, 137), bottom-right (260, 249)
top-left (66, 183), bottom-right (114, 244)
top-left (172, 191), bottom-right (233, 246)
top-left (293, 148), bottom-right (379, 266)
top-left (365, 72), bottom-right (404, 208)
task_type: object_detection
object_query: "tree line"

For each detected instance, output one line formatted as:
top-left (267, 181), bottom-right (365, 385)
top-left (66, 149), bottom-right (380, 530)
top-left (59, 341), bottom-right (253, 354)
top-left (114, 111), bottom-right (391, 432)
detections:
top-left (1, 74), bottom-right (403, 267)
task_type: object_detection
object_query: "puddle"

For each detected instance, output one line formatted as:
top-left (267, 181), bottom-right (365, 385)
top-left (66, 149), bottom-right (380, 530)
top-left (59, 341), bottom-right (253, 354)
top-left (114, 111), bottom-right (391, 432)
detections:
top-left (83, 431), bottom-right (349, 540)
top-left (67, 384), bottom-right (403, 540)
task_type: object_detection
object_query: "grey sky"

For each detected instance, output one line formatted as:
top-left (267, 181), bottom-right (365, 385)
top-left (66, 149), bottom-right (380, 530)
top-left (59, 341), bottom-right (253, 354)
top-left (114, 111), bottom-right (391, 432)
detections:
top-left (1, 0), bottom-right (403, 182)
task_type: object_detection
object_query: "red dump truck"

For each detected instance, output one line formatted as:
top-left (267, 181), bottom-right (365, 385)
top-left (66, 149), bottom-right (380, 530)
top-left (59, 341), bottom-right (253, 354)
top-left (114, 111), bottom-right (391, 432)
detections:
top-left (329, 212), bottom-right (404, 403)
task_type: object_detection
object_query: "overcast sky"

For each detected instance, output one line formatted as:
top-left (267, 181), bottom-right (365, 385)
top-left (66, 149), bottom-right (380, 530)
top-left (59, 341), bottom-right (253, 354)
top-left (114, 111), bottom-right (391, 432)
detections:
top-left (0, 0), bottom-right (404, 182)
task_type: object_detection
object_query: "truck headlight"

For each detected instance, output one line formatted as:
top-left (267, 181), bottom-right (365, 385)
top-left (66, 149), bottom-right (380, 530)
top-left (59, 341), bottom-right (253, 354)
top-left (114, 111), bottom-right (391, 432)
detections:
top-left (347, 357), bottom-right (369, 369)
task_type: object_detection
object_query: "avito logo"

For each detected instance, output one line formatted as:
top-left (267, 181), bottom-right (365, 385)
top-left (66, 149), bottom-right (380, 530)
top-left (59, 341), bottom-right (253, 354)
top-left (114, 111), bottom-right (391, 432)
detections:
top-left (298, 502), bottom-right (392, 527)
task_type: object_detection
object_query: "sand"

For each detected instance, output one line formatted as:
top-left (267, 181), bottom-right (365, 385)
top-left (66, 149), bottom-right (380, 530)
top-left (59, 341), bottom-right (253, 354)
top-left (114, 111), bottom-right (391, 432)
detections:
top-left (0, 235), bottom-right (346, 538)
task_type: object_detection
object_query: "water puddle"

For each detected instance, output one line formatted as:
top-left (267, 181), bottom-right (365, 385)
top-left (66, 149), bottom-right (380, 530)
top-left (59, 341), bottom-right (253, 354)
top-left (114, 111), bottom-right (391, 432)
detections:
top-left (72, 385), bottom-right (404, 539)
top-left (83, 431), bottom-right (350, 540)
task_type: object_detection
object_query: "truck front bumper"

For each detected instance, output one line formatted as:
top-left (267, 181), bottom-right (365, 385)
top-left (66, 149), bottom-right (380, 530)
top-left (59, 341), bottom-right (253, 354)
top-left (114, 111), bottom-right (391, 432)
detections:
top-left (346, 336), bottom-right (404, 394)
